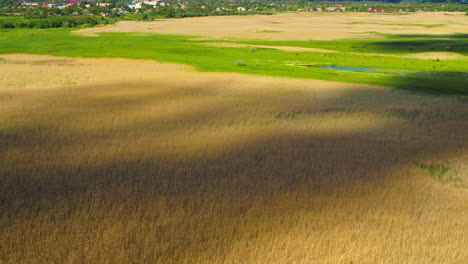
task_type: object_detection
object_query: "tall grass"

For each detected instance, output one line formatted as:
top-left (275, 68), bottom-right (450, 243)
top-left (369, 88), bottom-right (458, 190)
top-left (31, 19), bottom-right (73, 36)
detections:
top-left (1, 55), bottom-right (467, 263)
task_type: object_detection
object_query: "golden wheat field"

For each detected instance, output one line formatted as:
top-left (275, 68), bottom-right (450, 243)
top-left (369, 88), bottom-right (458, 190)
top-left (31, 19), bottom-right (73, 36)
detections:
top-left (76, 12), bottom-right (468, 40)
top-left (1, 53), bottom-right (467, 263)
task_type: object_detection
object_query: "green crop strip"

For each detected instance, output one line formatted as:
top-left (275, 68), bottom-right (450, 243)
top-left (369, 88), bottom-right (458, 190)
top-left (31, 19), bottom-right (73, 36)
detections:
top-left (224, 33), bottom-right (468, 55)
top-left (0, 28), bottom-right (467, 95)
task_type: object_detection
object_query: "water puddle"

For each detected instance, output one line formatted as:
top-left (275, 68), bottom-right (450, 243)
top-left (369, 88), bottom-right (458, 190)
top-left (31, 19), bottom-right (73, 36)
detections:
top-left (298, 64), bottom-right (468, 78)
top-left (300, 65), bottom-right (412, 75)
top-left (318, 66), bottom-right (375, 73)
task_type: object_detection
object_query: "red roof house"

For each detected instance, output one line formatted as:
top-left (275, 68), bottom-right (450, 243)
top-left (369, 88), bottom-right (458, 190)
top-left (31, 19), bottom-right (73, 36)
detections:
top-left (368, 8), bottom-right (384, 13)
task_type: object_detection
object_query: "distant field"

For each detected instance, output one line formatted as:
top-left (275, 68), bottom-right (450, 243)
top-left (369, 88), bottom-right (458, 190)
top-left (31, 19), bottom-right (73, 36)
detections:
top-left (0, 30), bottom-right (467, 95)
top-left (1, 13), bottom-right (468, 264)
top-left (76, 12), bottom-right (468, 40)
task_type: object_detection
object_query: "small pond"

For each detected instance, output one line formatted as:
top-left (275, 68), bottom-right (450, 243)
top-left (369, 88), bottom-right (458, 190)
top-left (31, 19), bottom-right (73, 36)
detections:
top-left (301, 65), bottom-right (412, 75)
top-left (318, 66), bottom-right (375, 73)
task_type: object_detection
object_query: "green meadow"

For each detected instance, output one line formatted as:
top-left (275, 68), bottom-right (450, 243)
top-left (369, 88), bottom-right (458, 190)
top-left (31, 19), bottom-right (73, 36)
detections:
top-left (0, 28), bottom-right (467, 95)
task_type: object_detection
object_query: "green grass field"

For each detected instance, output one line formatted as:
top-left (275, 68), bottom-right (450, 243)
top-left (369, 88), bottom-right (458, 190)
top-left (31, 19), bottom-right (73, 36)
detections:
top-left (0, 28), bottom-right (467, 95)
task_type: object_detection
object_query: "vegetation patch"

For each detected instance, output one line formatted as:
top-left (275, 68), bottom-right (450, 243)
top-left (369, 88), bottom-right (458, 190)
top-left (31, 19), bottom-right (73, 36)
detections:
top-left (7, 81), bottom-right (26, 87)
top-left (418, 163), bottom-right (467, 188)
top-left (1, 29), bottom-right (466, 95)
top-left (384, 108), bottom-right (422, 121)
top-left (235, 59), bottom-right (247, 66)
top-left (274, 111), bottom-right (304, 120)
top-left (256, 30), bottom-right (283, 33)
top-left (349, 22), bottom-right (447, 28)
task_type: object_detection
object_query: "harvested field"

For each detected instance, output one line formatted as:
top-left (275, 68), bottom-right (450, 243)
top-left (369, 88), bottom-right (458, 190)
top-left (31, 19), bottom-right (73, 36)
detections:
top-left (76, 12), bottom-right (468, 40)
top-left (1, 54), bottom-right (467, 264)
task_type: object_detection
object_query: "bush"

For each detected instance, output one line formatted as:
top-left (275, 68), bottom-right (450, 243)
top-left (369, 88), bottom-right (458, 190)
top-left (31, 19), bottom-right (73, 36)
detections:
top-left (0, 16), bottom-right (99, 29)
top-left (0, 20), bottom-right (14, 28)
top-left (236, 60), bottom-right (246, 66)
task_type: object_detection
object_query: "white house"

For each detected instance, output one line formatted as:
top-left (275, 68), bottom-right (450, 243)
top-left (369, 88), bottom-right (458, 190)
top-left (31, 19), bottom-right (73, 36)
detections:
top-left (126, 3), bottom-right (142, 9)
top-left (142, 0), bottom-right (158, 7)
top-left (23, 2), bottom-right (39, 7)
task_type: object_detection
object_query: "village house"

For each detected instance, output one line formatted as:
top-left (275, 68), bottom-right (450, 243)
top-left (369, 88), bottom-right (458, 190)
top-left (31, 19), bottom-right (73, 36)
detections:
top-left (126, 3), bottom-right (142, 9)
top-left (326, 7), bottom-right (345, 12)
top-left (132, 0), bottom-right (165, 6)
top-left (237, 7), bottom-right (246, 11)
top-left (368, 8), bottom-right (384, 13)
top-left (22, 2), bottom-right (39, 7)
top-left (141, 0), bottom-right (158, 7)
top-left (97, 3), bottom-right (112, 7)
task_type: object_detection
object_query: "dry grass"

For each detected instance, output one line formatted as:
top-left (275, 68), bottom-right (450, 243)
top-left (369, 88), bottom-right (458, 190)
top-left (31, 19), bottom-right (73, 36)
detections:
top-left (405, 52), bottom-right (467, 59)
top-left (202, 42), bottom-right (337, 53)
top-left (1, 55), bottom-right (468, 264)
top-left (76, 12), bottom-right (468, 40)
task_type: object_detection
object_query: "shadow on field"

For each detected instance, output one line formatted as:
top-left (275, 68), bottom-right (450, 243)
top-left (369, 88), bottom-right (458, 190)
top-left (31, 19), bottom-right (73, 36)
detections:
top-left (382, 71), bottom-right (468, 95)
top-left (1, 78), bottom-right (468, 262)
top-left (388, 34), bottom-right (468, 39)
top-left (368, 34), bottom-right (468, 54)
